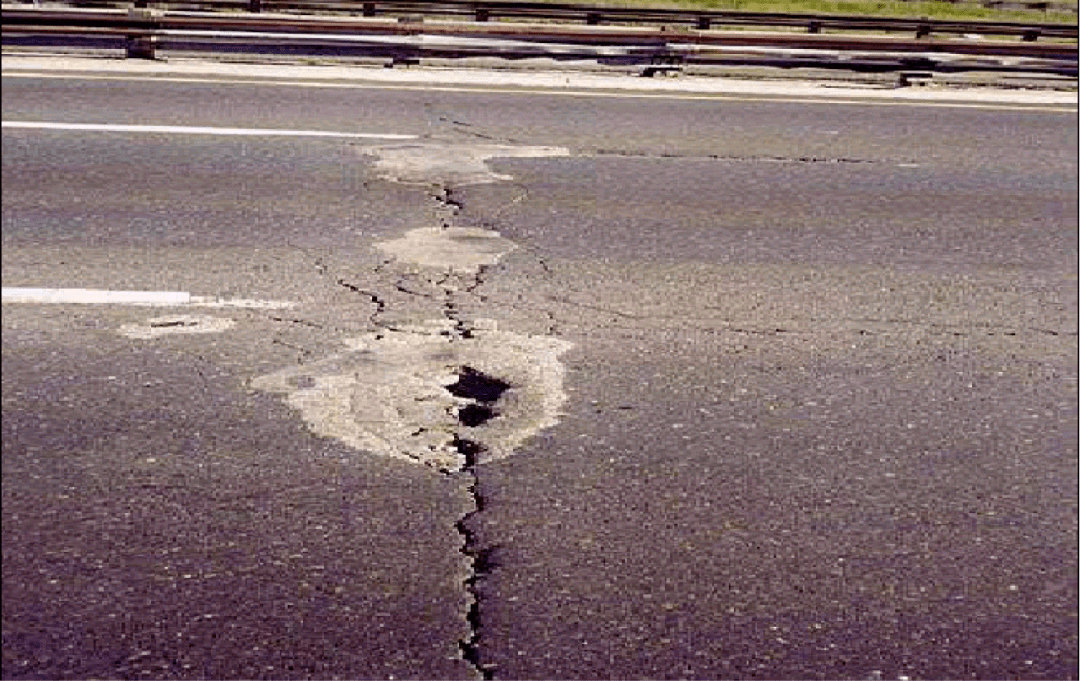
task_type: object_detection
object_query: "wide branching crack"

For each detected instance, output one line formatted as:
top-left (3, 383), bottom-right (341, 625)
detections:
top-left (330, 177), bottom-right (503, 677)
top-left (432, 184), bottom-right (490, 341)
top-left (454, 439), bottom-right (496, 679)
top-left (442, 365), bottom-right (509, 678)
top-left (429, 183), bottom-right (500, 677)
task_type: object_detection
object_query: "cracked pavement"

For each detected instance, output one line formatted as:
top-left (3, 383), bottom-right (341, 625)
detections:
top-left (242, 144), bottom-right (578, 677)
top-left (2, 61), bottom-right (1077, 680)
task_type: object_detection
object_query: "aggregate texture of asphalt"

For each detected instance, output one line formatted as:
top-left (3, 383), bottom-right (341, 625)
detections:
top-left (2, 58), bottom-right (1077, 680)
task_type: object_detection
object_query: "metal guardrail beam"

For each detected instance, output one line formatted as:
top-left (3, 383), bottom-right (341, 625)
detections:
top-left (64, 0), bottom-right (1080, 11)
top-left (2, 5), bottom-right (1076, 73)
top-left (7, 0), bottom-right (1079, 39)
top-left (4, 7), bottom-right (1078, 47)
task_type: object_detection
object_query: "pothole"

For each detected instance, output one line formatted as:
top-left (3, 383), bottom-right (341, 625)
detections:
top-left (449, 368), bottom-right (511, 427)
top-left (119, 314), bottom-right (235, 339)
top-left (447, 367), bottom-right (511, 404)
top-left (251, 319), bottom-right (572, 473)
top-left (457, 403), bottom-right (497, 427)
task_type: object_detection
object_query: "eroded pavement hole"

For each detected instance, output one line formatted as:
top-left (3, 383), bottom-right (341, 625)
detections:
top-left (251, 320), bottom-right (572, 472)
top-left (447, 366), bottom-right (511, 403)
top-left (458, 403), bottom-right (497, 427)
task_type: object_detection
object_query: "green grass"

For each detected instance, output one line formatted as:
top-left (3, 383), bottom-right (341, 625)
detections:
top-left (578, 0), bottom-right (1080, 24)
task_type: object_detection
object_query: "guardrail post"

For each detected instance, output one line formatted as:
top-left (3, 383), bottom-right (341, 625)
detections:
top-left (126, 6), bottom-right (158, 59)
top-left (1022, 28), bottom-right (1040, 40)
top-left (915, 24), bottom-right (931, 38)
top-left (249, 0), bottom-right (261, 12)
top-left (807, 20), bottom-right (821, 33)
top-left (695, 16), bottom-right (710, 30)
top-left (363, 2), bottom-right (376, 16)
top-left (586, 11), bottom-right (601, 24)
top-left (897, 70), bottom-right (933, 86)
top-left (475, 7), bottom-right (489, 21)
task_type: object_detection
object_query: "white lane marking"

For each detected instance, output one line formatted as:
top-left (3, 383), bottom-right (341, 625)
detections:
top-left (2, 72), bottom-right (1076, 113)
top-left (2, 287), bottom-right (295, 308)
top-left (0, 121), bottom-right (418, 139)
top-left (3, 287), bottom-right (191, 305)
top-left (187, 297), bottom-right (297, 310)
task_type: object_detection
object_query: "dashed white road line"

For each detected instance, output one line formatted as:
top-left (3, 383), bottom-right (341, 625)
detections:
top-left (0, 121), bottom-right (418, 139)
top-left (2, 287), bottom-right (295, 309)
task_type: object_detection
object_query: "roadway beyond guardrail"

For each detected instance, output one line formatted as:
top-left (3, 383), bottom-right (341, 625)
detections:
top-left (2, 4), bottom-right (1077, 76)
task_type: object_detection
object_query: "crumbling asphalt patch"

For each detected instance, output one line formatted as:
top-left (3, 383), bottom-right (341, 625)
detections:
top-left (253, 316), bottom-right (570, 678)
top-left (251, 319), bottom-right (572, 473)
top-left (364, 142), bottom-right (569, 186)
top-left (376, 225), bottom-right (517, 273)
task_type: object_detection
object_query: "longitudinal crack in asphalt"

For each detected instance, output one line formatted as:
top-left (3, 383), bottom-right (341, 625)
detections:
top-left (254, 140), bottom-right (573, 679)
top-left (448, 372), bottom-right (500, 680)
top-left (453, 434), bottom-right (496, 679)
top-left (592, 148), bottom-right (875, 164)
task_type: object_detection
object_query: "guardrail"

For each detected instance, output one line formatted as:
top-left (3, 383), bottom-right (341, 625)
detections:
top-left (8, 0), bottom-right (1080, 39)
top-left (2, 4), bottom-right (1076, 74)
top-left (41, 0), bottom-right (1080, 12)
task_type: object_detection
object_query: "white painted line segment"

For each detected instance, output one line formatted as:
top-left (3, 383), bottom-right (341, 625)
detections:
top-left (3, 287), bottom-right (192, 305)
top-left (2, 287), bottom-right (295, 308)
top-left (0, 121), bottom-right (418, 139)
top-left (188, 297), bottom-right (297, 309)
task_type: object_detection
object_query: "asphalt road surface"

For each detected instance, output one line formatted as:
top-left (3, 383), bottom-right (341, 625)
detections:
top-left (2, 57), bottom-right (1077, 680)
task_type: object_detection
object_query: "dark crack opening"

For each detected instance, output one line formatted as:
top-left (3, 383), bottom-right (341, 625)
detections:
top-left (458, 403), bottom-right (497, 427)
top-left (453, 435), bottom-right (494, 678)
top-left (459, 540), bottom-right (499, 680)
top-left (447, 367), bottom-right (511, 403)
top-left (434, 186), bottom-right (464, 211)
top-left (360, 176), bottom-right (512, 679)
top-left (452, 435), bottom-right (484, 466)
